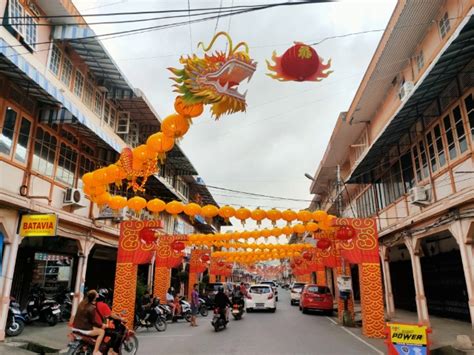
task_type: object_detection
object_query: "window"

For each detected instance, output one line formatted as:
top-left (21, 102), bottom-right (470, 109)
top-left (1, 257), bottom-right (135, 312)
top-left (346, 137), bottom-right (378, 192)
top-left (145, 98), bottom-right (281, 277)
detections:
top-left (0, 107), bottom-right (18, 156)
top-left (103, 102), bottom-right (110, 125)
top-left (453, 105), bottom-right (467, 153)
top-left (56, 143), bottom-right (77, 186)
top-left (412, 145), bottom-right (423, 182)
top-left (109, 107), bottom-right (116, 129)
top-left (49, 45), bottom-right (62, 76)
top-left (8, 0), bottom-right (23, 34)
top-left (61, 58), bottom-right (73, 87)
top-left (439, 12), bottom-right (451, 39)
top-left (416, 51), bottom-right (424, 72)
top-left (443, 113), bottom-right (458, 160)
top-left (400, 151), bottom-right (415, 192)
top-left (433, 124), bottom-right (446, 167)
top-left (356, 186), bottom-right (377, 218)
top-left (94, 91), bottom-right (103, 116)
top-left (73, 70), bottom-right (84, 98)
top-left (464, 93), bottom-right (474, 141)
top-left (426, 132), bottom-right (438, 173)
top-left (24, 16), bottom-right (37, 49)
top-left (175, 178), bottom-right (189, 199)
top-left (14, 117), bottom-right (31, 163)
top-left (32, 128), bottom-right (57, 177)
top-left (83, 81), bottom-right (94, 108)
top-left (79, 155), bottom-right (95, 179)
top-left (418, 140), bottom-right (429, 179)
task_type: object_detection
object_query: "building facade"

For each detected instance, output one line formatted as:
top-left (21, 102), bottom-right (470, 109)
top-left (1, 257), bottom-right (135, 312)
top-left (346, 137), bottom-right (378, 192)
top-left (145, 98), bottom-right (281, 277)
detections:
top-left (309, 0), bottom-right (474, 326)
top-left (0, 0), bottom-right (223, 340)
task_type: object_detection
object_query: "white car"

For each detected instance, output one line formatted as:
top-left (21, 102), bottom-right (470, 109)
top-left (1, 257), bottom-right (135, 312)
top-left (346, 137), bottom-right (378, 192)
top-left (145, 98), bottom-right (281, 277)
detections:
top-left (245, 284), bottom-right (276, 313)
top-left (290, 282), bottom-right (306, 305)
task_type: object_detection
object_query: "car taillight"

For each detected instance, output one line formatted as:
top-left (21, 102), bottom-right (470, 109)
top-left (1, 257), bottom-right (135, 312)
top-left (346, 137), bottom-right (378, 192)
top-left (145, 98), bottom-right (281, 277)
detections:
top-left (214, 308), bottom-right (219, 314)
top-left (268, 293), bottom-right (273, 300)
top-left (233, 304), bottom-right (239, 310)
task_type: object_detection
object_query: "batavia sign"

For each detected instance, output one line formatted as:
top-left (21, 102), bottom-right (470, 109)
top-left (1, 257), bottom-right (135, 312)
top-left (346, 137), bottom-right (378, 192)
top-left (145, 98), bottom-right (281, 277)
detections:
top-left (19, 214), bottom-right (58, 237)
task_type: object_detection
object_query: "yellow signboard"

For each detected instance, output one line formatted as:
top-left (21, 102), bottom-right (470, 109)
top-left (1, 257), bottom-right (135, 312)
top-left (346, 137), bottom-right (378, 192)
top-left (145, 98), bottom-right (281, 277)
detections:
top-left (19, 214), bottom-right (58, 237)
top-left (388, 323), bottom-right (428, 346)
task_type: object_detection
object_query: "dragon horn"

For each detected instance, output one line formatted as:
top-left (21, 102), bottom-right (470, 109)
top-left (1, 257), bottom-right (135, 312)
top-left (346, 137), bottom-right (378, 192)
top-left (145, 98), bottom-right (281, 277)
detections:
top-left (232, 42), bottom-right (249, 54)
top-left (198, 31), bottom-right (233, 56)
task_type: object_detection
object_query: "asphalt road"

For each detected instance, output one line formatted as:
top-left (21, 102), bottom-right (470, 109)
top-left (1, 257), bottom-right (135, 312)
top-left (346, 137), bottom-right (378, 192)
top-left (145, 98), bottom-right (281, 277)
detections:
top-left (135, 288), bottom-right (385, 355)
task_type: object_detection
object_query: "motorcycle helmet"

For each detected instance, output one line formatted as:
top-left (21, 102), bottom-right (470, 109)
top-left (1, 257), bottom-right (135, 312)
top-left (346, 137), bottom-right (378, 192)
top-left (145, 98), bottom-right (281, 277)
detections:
top-left (98, 288), bottom-right (109, 300)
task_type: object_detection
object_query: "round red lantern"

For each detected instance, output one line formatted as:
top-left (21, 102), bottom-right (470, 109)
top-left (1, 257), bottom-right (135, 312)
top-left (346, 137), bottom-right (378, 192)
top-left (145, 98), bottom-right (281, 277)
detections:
top-left (317, 239), bottom-right (331, 250)
top-left (295, 258), bottom-right (303, 266)
top-left (217, 261), bottom-right (225, 267)
top-left (336, 225), bottom-right (357, 241)
top-left (226, 264), bottom-right (233, 269)
top-left (139, 228), bottom-right (156, 245)
top-left (281, 44), bottom-right (320, 81)
top-left (302, 251), bottom-right (313, 261)
top-left (171, 240), bottom-right (185, 252)
top-left (290, 263), bottom-right (296, 269)
top-left (201, 254), bottom-right (210, 263)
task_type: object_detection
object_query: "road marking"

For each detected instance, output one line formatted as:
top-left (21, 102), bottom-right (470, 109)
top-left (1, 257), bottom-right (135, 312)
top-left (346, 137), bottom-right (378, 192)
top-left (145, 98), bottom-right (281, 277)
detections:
top-left (325, 317), bottom-right (384, 355)
top-left (137, 334), bottom-right (193, 338)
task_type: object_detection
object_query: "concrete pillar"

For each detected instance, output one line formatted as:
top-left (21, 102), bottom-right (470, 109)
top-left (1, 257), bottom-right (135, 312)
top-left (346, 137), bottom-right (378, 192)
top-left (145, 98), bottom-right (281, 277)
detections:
top-left (71, 240), bottom-right (94, 318)
top-left (147, 256), bottom-right (155, 293)
top-left (449, 220), bottom-right (474, 327)
top-left (380, 246), bottom-right (395, 318)
top-left (0, 243), bottom-right (11, 297)
top-left (404, 236), bottom-right (430, 325)
top-left (0, 233), bottom-right (21, 341)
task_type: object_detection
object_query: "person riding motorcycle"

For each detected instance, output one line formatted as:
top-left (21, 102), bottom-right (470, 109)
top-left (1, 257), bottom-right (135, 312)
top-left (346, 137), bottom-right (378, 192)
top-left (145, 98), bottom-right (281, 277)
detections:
top-left (138, 290), bottom-right (152, 325)
top-left (71, 290), bottom-right (104, 355)
top-left (232, 285), bottom-right (244, 308)
top-left (95, 289), bottom-right (125, 355)
top-left (214, 287), bottom-right (232, 322)
top-left (166, 288), bottom-right (176, 317)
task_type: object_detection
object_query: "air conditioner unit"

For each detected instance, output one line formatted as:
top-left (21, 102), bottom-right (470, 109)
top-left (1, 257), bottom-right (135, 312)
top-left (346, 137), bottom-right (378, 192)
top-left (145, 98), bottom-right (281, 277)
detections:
top-left (63, 188), bottom-right (87, 208)
top-left (399, 81), bottom-right (414, 101)
top-left (409, 186), bottom-right (430, 206)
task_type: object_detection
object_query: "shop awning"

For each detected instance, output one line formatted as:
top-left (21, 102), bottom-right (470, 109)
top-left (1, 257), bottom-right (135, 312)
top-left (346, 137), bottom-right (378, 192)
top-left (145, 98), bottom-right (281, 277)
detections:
top-left (0, 37), bottom-right (124, 152)
top-left (348, 15), bottom-right (474, 184)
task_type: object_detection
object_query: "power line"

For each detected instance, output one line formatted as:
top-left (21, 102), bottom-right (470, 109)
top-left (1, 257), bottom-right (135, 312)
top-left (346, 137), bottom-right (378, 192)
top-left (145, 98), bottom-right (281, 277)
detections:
top-left (207, 185), bottom-right (314, 203)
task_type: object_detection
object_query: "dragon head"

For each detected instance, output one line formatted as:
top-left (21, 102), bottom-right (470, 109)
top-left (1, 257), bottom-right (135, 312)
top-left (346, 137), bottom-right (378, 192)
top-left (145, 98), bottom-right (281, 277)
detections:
top-left (169, 32), bottom-right (257, 119)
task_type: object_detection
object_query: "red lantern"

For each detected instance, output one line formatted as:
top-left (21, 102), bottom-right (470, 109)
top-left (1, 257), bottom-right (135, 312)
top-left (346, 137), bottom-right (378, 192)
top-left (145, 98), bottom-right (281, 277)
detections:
top-left (317, 239), bottom-right (331, 250)
top-left (302, 251), bottom-right (313, 261)
top-left (201, 254), bottom-right (210, 263)
top-left (139, 228), bottom-right (156, 245)
top-left (290, 263), bottom-right (296, 269)
top-left (226, 264), bottom-right (233, 269)
top-left (171, 240), bottom-right (185, 252)
top-left (336, 225), bottom-right (357, 241)
top-left (295, 258), bottom-right (303, 266)
top-left (217, 261), bottom-right (225, 267)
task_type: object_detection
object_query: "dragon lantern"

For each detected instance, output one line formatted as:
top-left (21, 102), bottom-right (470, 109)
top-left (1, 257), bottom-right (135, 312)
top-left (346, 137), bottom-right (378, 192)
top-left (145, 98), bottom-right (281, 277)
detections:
top-left (169, 32), bottom-right (257, 119)
top-left (266, 42), bottom-right (332, 82)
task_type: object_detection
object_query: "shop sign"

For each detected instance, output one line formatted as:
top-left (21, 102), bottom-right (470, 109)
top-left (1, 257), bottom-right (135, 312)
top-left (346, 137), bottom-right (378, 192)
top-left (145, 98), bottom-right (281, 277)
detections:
top-left (386, 323), bottom-right (430, 355)
top-left (337, 276), bottom-right (352, 292)
top-left (19, 214), bottom-right (57, 237)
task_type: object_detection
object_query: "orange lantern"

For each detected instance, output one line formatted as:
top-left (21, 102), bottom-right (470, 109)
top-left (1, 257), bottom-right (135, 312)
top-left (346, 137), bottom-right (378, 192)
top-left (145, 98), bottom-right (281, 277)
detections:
top-left (92, 168), bottom-right (108, 186)
top-left (146, 132), bottom-right (174, 162)
top-left (108, 195), bottom-right (127, 210)
top-left (183, 203), bottom-right (202, 218)
top-left (266, 209), bottom-right (282, 225)
top-left (271, 227), bottom-right (282, 236)
top-left (127, 196), bottom-right (147, 212)
top-left (261, 229), bottom-right (271, 238)
top-left (161, 113), bottom-right (190, 138)
top-left (235, 207), bottom-right (251, 225)
top-left (165, 200), bottom-right (184, 216)
top-left (218, 205), bottom-right (235, 221)
top-left (105, 164), bottom-right (121, 184)
top-left (281, 209), bottom-right (297, 225)
top-left (250, 208), bottom-right (266, 225)
top-left (84, 185), bottom-right (106, 198)
top-left (201, 205), bottom-right (219, 220)
top-left (147, 198), bottom-right (166, 213)
top-left (94, 192), bottom-right (111, 206)
top-left (305, 222), bottom-right (319, 233)
top-left (174, 96), bottom-right (204, 118)
top-left (82, 172), bottom-right (94, 186)
top-left (293, 223), bottom-right (306, 234)
top-left (312, 210), bottom-right (327, 223)
top-left (297, 210), bottom-right (312, 223)
top-left (132, 145), bottom-right (151, 162)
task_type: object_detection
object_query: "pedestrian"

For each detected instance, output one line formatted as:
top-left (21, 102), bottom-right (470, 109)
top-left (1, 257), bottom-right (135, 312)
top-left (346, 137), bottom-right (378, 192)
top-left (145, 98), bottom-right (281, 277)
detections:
top-left (190, 283), bottom-right (199, 327)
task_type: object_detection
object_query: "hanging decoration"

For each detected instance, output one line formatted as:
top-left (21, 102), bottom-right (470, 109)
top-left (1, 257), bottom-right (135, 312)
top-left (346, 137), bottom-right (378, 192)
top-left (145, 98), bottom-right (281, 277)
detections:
top-left (266, 42), bottom-right (332, 82)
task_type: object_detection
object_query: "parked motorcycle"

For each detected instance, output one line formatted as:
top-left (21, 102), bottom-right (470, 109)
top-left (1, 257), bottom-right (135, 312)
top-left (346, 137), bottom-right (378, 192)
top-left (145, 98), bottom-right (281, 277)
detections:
top-left (67, 318), bottom-right (138, 355)
top-left (6, 298), bottom-right (26, 337)
top-left (171, 298), bottom-right (192, 323)
top-left (23, 287), bottom-right (61, 326)
top-left (158, 304), bottom-right (173, 322)
top-left (134, 299), bottom-right (167, 332)
top-left (55, 289), bottom-right (74, 322)
top-left (211, 307), bottom-right (228, 332)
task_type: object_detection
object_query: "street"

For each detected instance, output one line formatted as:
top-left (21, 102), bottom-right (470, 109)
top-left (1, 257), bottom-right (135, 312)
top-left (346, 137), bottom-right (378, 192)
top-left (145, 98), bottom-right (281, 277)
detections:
top-left (135, 288), bottom-right (385, 355)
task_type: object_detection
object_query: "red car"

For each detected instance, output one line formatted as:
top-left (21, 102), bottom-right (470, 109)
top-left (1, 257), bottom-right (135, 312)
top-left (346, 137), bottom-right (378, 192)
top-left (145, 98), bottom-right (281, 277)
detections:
top-left (299, 285), bottom-right (333, 315)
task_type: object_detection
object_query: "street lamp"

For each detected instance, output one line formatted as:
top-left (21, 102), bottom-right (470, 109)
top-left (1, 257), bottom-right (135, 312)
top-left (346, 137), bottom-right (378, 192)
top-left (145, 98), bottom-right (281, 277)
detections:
top-left (304, 173), bottom-right (314, 181)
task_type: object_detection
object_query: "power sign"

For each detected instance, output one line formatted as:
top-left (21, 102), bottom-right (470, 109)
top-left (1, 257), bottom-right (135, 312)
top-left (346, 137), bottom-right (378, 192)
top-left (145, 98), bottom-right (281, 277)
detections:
top-left (386, 323), bottom-right (430, 355)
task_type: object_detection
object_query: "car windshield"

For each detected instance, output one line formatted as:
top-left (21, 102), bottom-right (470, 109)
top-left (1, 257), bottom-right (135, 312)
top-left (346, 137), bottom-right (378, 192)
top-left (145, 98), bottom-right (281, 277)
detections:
top-left (249, 286), bottom-right (271, 294)
top-left (306, 286), bottom-right (330, 294)
top-left (261, 282), bottom-right (274, 286)
top-left (292, 283), bottom-right (305, 290)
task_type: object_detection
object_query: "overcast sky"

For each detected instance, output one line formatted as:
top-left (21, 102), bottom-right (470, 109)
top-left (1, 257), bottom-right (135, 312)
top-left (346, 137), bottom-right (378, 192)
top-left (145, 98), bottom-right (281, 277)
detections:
top-left (73, 0), bottom-right (397, 237)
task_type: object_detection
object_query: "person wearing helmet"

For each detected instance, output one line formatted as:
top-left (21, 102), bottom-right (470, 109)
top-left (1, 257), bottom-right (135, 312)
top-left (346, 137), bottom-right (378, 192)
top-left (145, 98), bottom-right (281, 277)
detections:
top-left (214, 287), bottom-right (231, 322)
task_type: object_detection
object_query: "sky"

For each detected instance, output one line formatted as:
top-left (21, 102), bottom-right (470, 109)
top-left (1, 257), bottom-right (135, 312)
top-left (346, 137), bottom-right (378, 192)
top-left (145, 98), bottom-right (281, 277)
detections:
top-left (73, 0), bottom-right (397, 239)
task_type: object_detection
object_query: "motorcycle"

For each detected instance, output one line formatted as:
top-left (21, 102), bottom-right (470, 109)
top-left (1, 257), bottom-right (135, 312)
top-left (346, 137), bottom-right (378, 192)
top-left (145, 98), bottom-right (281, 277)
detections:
top-left (67, 318), bottom-right (138, 355)
top-left (211, 307), bottom-right (228, 332)
top-left (231, 300), bottom-right (244, 320)
top-left (158, 304), bottom-right (173, 322)
top-left (6, 298), bottom-right (26, 337)
top-left (24, 287), bottom-right (61, 326)
top-left (55, 289), bottom-right (74, 322)
top-left (134, 301), bottom-right (167, 332)
top-left (171, 298), bottom-right (192, 323)
top-left (198, 297), bottom-right (209, 317)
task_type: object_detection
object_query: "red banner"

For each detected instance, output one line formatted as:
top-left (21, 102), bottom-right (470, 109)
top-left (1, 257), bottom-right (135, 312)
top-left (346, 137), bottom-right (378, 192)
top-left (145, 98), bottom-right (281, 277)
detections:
top-left (155, 235), bottom-right (188, 268)
top-left (210, 259), bottom-right (232, 277)
top-left (335, 218), bottom-right (379, 264)
top-left (190, 249), bottom-right (209, 274)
